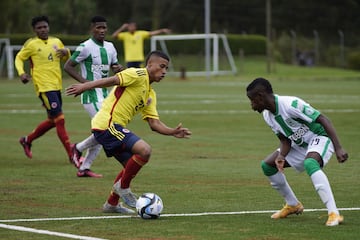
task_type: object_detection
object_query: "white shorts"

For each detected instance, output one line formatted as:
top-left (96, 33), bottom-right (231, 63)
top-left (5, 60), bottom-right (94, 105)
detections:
top-left (83, 102), bottom-right (102, 118)
top-left (280, 136), bottom-right (334, 172)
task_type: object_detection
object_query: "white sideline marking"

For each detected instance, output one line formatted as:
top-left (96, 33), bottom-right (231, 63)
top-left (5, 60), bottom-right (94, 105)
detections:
top-left (1, 208), bottom-right (359, 240)
top-left (0, 223), bottom-right (107, 240)
top-left (1, 207), bottom-right (359, 223)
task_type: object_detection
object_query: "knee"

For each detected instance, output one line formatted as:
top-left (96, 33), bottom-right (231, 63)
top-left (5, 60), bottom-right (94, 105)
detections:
top-left (304, 158), bottom-right (320, 176)
top-left (261, 160), bottom-right (278, 176)
top-left (136, 142), bottom-right (152, 160)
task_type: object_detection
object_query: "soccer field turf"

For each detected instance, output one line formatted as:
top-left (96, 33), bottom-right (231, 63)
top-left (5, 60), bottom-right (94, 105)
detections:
top-left (0, 73), bottom-right (359, 239)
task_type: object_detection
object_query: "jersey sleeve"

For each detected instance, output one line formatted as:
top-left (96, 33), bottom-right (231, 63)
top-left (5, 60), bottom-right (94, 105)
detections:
top-left (289, 98), bottom-right (321, 123)
top-left (70, 43), bottom-right (89, 63)
top-left (142, 89), bottom-right (159, 120)
top-left (117, 68), bottom-right (147, 87)
top-left (139, 31), bottom-right (151, 39)
top-left (14, 39), bottom-right (33, 75)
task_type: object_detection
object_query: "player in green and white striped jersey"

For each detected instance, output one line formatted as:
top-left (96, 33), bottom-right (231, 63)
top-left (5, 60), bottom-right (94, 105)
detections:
top-left (65, 16), bottom-right (123, 178)
top-left (246, 78), bottom-right (348, 227)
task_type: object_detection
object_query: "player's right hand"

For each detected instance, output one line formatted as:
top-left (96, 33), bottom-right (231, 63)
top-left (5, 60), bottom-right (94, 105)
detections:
top-left (275, 154), bottom-right (286, 172)
top-left (65, 84), bottom-right (84, 97)
top-left (20, 74), bottom-right (31, 84)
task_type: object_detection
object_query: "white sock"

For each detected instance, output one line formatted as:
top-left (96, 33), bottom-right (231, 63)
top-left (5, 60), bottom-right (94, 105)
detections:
top-left (269, 171), bottom-right (299, 206)
top-left (79, 144), bottom-right (102, 170)
top-left (311, 170), bottom-right (339, 215)
top-left (76, 134), bottom-right (98, 152)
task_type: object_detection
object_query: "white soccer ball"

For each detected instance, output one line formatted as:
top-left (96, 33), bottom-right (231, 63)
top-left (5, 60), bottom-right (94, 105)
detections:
top-left (136, 193), bottom-right (163, 219)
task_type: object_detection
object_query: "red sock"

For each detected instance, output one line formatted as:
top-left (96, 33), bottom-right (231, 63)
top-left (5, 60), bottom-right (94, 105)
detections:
top-left (107, 170), bottom-right (124, 206)
top-left (27, 119), bottom-right (55, 143)
top-left (107, 191), bottom-right (120, 206)
top-left (121, 154), bottom-right (148, 189)
top-left (54, 115), bottom-right (71, 158)
top-left (114, 169), bottom-right (124, 183)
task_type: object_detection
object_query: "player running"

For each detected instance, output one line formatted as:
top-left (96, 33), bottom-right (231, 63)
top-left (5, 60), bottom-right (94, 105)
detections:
top-left (64, 16), bottom-right (123, 178)
top-left (15, 15), bottom-right (73, 161)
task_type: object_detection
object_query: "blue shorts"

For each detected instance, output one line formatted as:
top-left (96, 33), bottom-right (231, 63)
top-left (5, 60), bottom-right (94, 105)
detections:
top-left (93, 123), bottom-right (140, 164)
top-left (38, 91), bottom-right (63, 117)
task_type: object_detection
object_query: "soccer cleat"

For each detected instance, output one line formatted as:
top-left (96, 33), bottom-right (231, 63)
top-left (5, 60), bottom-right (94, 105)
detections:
top-left (326, 212), bottom-right (344, 226)
top-left (77, 169), bottom-right (103, 178)
top-left (70, 143), bottom-right (82, 168)
top-left (271, 202), bottom-right (304, 219)
top-left (19, 137), bottom-right (32, 158)
top-left (102, 202), bottom-right (135, 214)
top-left (112, 180), bottom-right (138, 208)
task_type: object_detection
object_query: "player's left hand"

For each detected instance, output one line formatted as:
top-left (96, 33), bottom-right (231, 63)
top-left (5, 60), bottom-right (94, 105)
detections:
top-left (336, 148), bottom-right (348, 163)
top-left (173, 123), bottom-right (192, 138)
top-left (55, 48), bottom-right (69, 58)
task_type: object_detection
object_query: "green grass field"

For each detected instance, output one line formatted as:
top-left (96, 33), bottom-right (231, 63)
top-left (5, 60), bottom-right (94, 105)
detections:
top-left (0, 58), bottom-right (359, 239)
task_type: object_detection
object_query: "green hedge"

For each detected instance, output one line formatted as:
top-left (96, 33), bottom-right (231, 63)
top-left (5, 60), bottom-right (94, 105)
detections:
top-left (347, 51), bottom-right (360, 70)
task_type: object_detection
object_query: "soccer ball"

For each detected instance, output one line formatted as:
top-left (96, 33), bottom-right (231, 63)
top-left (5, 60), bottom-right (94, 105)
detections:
top-left (136, 193), bottom-right (163, 219)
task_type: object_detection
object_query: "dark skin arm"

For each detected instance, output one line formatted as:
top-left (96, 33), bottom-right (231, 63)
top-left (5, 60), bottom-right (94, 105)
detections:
top-left (64, 59), bottom-right (87, 83)
top-left (275, 134), bottom-right (292, 172)
top-left (316, 114), bottom-right (348, 163)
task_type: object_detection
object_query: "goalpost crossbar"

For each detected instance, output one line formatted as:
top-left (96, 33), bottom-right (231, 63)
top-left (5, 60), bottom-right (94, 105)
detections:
top-left (150, 34), bottom-right (237, 77)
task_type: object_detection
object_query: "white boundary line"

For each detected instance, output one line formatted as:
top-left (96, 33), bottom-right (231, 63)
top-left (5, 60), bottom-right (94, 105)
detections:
top-left (0, 223), bottom-right (107, 240)
top-left (1, 207), bottom-right (359, 223)
top-left (1, 208), bottom-right (359, 240)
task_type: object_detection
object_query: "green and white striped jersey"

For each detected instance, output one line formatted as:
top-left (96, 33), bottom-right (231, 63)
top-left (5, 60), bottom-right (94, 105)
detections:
top-left (263, 95), bottom-right (326, 148)
top-left (70, 37), bottom-right (119, 104)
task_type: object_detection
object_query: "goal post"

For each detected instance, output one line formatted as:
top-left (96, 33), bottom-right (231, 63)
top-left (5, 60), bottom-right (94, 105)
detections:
top-left (150, 34), bottom-right (237, 77)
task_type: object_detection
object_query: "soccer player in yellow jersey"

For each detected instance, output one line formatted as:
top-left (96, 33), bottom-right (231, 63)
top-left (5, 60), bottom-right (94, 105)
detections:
top-left (66, 50), bottom-right (191, 213)
top-left (111, 21), bottom-right (170, 68)
top-left (15, 16), bottom-right (73, 162)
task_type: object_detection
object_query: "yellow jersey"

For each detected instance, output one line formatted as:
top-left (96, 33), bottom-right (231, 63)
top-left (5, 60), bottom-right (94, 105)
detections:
top-left (15, 36), bottom-right (69, 95)
top-left (91, 67), bottom-right (159, 130)
top-left (116, 31), bottom-right (150, 62)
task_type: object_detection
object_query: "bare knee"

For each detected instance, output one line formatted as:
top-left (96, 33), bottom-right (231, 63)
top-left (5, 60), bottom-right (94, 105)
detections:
top-left (132, 140), bottom-right (152, 160)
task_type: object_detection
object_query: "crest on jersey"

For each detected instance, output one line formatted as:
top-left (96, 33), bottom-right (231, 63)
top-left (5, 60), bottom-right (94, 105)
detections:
top-left (146, 97), bottom-right (152, 106)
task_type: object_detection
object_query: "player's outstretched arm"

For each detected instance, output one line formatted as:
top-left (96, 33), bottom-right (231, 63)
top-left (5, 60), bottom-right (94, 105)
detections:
top-left (149, 28), bottom-right (171, 36)
top-left (111, 23), bottom-right (128, 38)
top-left (147, 118), bottom-right (191, 138)
top-left (66, 75), bottom-right (120, 97)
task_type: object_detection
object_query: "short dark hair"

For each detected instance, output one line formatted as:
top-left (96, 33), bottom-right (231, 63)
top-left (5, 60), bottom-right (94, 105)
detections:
top-left (31, 16), bottom-right (49, 28)
top-left (91, 16), bottom-right (107, 23)
top-left (145, 50), bottom-right (170, 65)
top-left (246, 77), bottom-right (273, 94)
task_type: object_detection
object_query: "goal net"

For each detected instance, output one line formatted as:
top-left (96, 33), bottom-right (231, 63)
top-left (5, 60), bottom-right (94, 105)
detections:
top-left (150, 34), bottom-right (237, 77)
